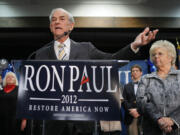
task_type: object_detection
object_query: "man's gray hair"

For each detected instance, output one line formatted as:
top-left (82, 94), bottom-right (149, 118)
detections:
top-left (49, 8), bottom-right (75, 23)
top-left (149, 40), bottom-right (176, 65)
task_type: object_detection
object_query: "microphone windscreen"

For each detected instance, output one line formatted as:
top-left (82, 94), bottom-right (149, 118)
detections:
top-left (64, 32), bottom-right (68, 36)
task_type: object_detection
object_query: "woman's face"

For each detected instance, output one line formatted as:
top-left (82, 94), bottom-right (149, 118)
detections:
top-left (151, 47), bottom-right (172, 68)
top-left (6, 74), bottom-right (16, 85)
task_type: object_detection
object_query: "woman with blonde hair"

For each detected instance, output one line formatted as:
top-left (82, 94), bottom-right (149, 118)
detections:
top-left (0, 71), bottom-right (22, 135)
top-left (136, 40), bottom-right (180, 135)
top-left (3, 71), bottom-right (18, 93)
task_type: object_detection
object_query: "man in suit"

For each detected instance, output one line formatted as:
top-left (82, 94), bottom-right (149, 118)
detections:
top-left (122, 64), bottom-right (143, 135)
top-left (32, 8), bottom-right (158, 135)
top-left (35, 8), bottom-right (158, 60)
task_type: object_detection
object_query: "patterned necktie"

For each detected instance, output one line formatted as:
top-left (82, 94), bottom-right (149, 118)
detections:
top-left (58, 43), bottom-right (67, 60)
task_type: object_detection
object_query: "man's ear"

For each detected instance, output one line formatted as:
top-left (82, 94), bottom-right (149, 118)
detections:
top-left (50, 23), bottom-right (53, 33)
top-left (140, 72), bottom-right (143, 76)
top-left (69, 23), bottom-right (74, 31)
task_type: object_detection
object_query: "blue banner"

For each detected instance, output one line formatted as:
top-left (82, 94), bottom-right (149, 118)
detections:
top-left (13, 60), bottom-right (126, 121)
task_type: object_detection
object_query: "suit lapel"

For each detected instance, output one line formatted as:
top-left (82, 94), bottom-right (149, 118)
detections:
top-left (48, 43), bottom-right (57, 60)
top-left (69, 40), bottom-right (79, 60)
top-left (130, 82), bottom-right (136, 97)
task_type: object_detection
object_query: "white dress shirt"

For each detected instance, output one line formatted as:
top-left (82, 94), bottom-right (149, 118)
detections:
top-left (133, 82), bottom-right (139, 95)
top-left (54, 37), bottom-right (71, 60)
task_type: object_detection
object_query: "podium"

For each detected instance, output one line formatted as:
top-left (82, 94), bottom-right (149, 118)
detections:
top-left (12, 60), bottom-right (128, 135)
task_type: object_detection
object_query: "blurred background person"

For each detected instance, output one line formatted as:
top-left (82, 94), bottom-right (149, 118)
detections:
top-left (136, 40), bottom-right (180, 135)
top-left (0, 71), bottom-right (22, 135)
top-left (122, 64), bottom-right (142, 135)
top-left (3, 71), bottom-right (18, 93)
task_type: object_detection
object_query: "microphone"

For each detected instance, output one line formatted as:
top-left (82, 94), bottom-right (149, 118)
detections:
top-left (55, 31), bottom-right (69, 41)
top-left (27, 31), bottom-right (70, 60)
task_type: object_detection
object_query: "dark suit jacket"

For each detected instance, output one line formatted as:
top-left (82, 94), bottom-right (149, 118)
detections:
top-left (35, 39), bottom-right (140, 60)
top-left (33, 39), bottom-right (141, 134)
top-left (0, 86), bottom-right (23, 135)
top-left (122, 82), bottom-right (137, 125)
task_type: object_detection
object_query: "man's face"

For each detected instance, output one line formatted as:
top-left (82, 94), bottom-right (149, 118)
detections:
top-left (50, 10), bottom-right (74, 38)
top-left (131, 67), bottom-right (142, 80)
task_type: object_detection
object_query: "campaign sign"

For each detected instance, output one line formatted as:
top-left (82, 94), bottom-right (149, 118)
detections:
top-left (13, 60), bottom-right (125, 121)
